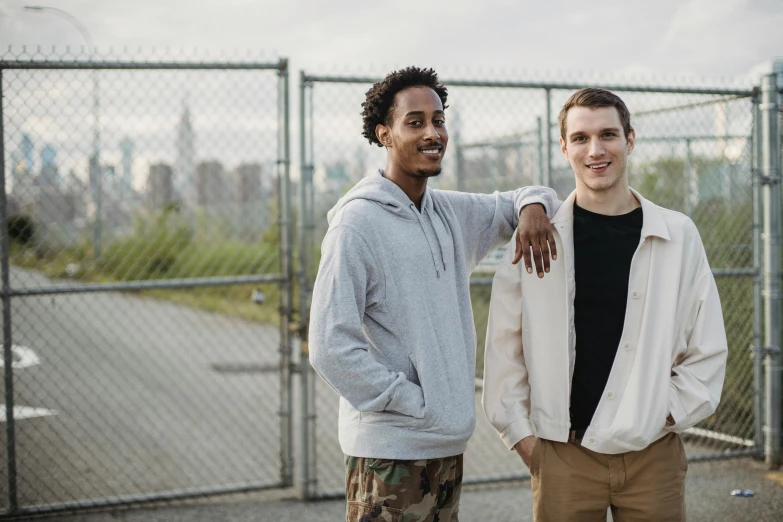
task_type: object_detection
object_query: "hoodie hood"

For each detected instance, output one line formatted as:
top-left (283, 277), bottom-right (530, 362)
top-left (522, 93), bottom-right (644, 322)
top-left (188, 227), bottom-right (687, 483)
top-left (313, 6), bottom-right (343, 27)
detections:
top-left (327, 169), bottom-right (448, 278)
top-left (327, 169), bottom-right (418, 224)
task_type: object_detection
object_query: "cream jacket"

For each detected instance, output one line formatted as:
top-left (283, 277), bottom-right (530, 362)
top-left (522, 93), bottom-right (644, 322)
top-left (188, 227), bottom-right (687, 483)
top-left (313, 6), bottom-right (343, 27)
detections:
top-left (482, 189), bottom-right (728, 454)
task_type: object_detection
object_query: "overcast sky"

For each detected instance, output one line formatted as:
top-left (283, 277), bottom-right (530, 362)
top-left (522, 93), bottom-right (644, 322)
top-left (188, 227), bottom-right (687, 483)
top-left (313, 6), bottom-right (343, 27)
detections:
top-left (0, 0), bottom-right (781, 80)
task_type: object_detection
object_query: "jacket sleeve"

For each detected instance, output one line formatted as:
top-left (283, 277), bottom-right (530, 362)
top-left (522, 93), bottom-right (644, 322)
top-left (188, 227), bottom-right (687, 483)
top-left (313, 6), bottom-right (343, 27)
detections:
top-left (442, 186), bottom-right (560, 270)
top-left (308, 224), bottom-right (425, 418)
top-left (667, 268), bottom-right (729, 432)
top-left (481, 246), bottom-right (533, 450)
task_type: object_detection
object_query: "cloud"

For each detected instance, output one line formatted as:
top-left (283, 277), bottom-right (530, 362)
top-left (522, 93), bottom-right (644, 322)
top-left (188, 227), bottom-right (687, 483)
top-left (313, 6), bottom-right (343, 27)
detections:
top-left (653, 0), bottom-right (783, 75)
top-left (0, 0), bottom-right (779, 79)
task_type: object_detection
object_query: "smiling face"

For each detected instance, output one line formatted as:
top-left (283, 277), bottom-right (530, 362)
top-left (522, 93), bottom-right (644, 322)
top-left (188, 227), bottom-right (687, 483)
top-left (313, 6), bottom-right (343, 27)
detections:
top-left (560, 105), bottom-right (635, 195)
top-left (376, 86), bottom-right (448, 178)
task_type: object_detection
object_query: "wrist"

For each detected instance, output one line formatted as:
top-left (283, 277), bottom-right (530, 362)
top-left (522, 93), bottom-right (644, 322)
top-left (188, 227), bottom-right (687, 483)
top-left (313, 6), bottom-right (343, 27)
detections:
top-left (519, 203), bottom-right (545, 216)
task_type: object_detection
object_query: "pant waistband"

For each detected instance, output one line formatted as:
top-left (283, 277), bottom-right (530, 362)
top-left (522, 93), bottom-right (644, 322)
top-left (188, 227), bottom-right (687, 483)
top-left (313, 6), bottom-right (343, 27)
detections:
top-left (568, 429), bottom-right (586, 442)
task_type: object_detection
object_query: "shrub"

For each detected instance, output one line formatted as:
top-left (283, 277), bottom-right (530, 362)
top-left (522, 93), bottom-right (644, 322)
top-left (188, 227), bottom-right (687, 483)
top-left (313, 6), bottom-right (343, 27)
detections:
top-left (7, 216), bottom-right (35, 245)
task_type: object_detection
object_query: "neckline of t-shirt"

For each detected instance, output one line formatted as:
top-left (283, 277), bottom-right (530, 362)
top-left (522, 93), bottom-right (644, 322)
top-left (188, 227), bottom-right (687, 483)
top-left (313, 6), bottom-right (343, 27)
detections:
top-left (573, 203), bottom-right (643, 220)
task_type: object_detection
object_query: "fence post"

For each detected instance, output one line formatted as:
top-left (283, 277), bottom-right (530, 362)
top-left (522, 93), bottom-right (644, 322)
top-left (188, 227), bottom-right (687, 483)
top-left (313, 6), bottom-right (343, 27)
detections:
top-left (751, 89), bottom-right (766, 458)
top-left (455, 145), bottom-right (465, 193)
top-left (685, 138), bottom-right (697, 215)
top-left (761, 72), bottom-right (782, 469)
top-left (307, 80), bottom-right (319, 500)
top-left (277, 58), bottom-right (295, 486)
top-left (544, 89), bottom-right (552, 186)
top-left (0, 67), bottom-right (19, 514)
top-left (298, 71), bottom-right (317, 500)
top-left (536, 116), bottom-right (544, 186)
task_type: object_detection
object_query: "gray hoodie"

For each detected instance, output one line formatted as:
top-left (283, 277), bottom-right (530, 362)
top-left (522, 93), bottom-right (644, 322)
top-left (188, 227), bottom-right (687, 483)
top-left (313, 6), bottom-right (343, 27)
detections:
top-left (309, 169), bottom-right (558, 459)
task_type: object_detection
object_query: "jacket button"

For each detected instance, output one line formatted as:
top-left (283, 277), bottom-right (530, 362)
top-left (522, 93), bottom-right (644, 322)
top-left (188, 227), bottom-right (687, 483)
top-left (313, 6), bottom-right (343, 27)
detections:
top-left (623, 342), bottom-right (631, 351)
top-left (631, 291), bottom-right (640, 299)
top-left (588, 437), bottom-right (596, 445)
top-left (607, 391), bottom-right (615, 399)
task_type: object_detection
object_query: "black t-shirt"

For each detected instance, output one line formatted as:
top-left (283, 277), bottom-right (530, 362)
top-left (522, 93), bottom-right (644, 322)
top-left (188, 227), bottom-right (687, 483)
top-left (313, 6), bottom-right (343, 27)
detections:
top-left (569, 203), bottom-right (643, 431)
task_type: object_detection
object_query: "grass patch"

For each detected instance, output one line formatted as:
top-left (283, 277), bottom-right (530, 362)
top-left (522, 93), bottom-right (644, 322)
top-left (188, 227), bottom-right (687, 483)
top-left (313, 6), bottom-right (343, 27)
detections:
top-left (11, 208), bottom-right (286, 326)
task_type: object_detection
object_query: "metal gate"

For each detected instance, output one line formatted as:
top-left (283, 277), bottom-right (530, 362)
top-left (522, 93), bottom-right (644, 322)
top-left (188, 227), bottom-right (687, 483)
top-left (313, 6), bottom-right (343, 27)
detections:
top-left (297, 69), bottom-right (782, 497)
top-left (0, 52), bottom-right (294, 517)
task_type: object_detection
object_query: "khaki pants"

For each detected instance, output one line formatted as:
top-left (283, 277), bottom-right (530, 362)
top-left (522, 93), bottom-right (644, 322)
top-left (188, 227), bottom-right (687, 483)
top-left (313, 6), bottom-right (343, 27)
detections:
top-left (531, 432), bottom-right (687, 522)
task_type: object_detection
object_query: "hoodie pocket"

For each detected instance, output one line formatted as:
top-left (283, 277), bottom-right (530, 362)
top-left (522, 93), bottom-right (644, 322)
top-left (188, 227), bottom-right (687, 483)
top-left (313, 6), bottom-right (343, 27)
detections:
top-left (359, 357), bottom-right (438, 430)
top-left (408, 357), bottom-right (421, 386)
top-left (408, 356), bottom-right (443, 429)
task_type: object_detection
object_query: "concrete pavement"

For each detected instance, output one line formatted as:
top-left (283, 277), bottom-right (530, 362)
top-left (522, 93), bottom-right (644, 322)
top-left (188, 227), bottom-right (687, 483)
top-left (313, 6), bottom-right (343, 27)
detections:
top-left (43, 457), bottom-right (783, 521)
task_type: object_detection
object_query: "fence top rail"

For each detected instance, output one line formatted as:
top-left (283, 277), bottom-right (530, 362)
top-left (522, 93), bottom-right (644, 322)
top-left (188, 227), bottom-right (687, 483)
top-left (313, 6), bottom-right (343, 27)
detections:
top-left (4, 274), bottom-right (285, 297)
top-left (0, 58), bottom-right (287, 71)
top-left (301, 73), bottom-right (755, 97)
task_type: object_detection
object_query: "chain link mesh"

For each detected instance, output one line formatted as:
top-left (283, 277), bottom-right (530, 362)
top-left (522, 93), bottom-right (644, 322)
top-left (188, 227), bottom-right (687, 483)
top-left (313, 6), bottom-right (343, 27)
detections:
top-left (1, 51), bottom-right (291, 513)
top-left (0, 51), bottom-right (768, 510)
top-left (302, 72), bottom-right (758, 493)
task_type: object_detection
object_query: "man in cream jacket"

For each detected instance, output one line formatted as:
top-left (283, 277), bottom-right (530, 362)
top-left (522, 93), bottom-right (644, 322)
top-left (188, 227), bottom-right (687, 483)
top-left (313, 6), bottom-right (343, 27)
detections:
top-left (482, 88), bottom-right (728, 521)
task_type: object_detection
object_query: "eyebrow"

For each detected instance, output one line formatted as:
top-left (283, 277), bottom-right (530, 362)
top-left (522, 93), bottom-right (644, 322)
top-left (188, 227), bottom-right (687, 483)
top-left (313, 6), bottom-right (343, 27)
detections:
top-left (568, 127), bottom-right (621, 138)
top-left (404, 110), bottom-right (445, 117)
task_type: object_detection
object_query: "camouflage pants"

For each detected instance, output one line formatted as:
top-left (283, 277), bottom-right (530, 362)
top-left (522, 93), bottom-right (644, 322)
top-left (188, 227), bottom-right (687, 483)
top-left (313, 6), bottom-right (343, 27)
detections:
top-left (345, 454), bottom-right (463, 522)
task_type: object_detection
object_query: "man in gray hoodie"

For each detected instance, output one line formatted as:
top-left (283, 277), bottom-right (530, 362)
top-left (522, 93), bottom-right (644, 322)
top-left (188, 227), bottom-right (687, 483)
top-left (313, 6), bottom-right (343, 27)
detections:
top-left (309, 66), bottom-right (559, 521)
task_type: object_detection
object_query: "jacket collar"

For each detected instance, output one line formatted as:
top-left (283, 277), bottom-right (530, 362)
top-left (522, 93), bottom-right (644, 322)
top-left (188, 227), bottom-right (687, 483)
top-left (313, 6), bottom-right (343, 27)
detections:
top-left (551, 187), bottom-right (671, 241)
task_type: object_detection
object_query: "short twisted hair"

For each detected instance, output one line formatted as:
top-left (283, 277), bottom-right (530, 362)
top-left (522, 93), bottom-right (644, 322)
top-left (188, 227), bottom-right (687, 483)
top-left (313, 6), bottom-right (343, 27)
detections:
top-left (361, 67), bottom-right (448, 147)
top-left (558, 88), bottom-right (633, 141)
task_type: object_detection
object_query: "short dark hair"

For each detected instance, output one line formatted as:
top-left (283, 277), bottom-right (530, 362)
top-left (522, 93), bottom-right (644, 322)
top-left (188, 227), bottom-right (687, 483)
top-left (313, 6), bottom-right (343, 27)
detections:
top-left (361, 66), bottom-right (448, 147)
top-left (558, 88), bottom-right (633, 141)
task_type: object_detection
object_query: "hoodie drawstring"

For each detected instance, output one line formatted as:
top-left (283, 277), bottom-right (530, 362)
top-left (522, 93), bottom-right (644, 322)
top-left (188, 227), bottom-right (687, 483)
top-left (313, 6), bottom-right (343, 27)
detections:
top-left (411, 203), bottom-right (447, 279)
top-left (430, 198), bottom-right (451, 273)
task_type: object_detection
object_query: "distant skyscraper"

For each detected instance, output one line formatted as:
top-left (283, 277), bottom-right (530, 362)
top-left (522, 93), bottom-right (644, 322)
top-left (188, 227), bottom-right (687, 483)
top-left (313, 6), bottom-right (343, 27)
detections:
top-left (352, 145), bottom-right (367, 183)
top-left (21, 134), bottom-right (34, 174)
top-left (41, 144), bottom-right (55, 166)
top-left (234, 163), bottom-right (263, 203)
top-left (39, 144), bottom-right (58, 186)
top-left (120, 137), bottom-right (134, 194)
top-left (175, 102), bottom-right (196, 207)
top-left (147, 163), bottom-right (175, 211)
top-left (66, 169), bottom-right (89, 220)
top-left (10, 149), bottom-right (25, 195)
top-left (325, 161), bottom-right (350, 193)
top-left (103, 164), bottom-right (116, 190)
top-left (234, 163), bottom-right (266, 239)
top-left (195, 160), bottom-right (229, 207)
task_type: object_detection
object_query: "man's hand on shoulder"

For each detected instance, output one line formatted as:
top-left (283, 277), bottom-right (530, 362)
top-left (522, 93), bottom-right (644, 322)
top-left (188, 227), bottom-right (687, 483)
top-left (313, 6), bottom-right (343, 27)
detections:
top-left (515, 204), bottom-right (557, 278)
top-left (513, 435), bottom-right (537, 469)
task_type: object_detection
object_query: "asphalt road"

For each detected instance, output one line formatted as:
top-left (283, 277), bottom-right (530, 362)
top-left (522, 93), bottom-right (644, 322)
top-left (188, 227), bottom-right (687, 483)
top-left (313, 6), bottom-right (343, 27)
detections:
top-left (45, 458), bottom-right (783, 521)
top-left (1, 268), bottom-right (285, 512)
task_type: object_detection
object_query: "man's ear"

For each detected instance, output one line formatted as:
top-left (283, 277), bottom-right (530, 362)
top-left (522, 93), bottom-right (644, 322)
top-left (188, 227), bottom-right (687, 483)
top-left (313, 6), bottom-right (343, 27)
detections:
top-left (376, 124), bottom-right (392, 147)
top-left (559, 136), bottom-right (568, 159)
top-left (626, 129), bottom-right (636, 155)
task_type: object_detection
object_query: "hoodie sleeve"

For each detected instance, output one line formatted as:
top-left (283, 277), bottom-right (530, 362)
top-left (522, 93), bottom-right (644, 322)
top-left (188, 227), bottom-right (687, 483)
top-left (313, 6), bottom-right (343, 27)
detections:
top-left (308, 224), bottom-right (426, 419)
top-left (441, 186), bottom-right (560, 270)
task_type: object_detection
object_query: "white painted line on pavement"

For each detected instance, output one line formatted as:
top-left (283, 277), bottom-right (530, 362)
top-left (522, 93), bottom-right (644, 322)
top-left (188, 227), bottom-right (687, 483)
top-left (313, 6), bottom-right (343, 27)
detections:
top-left (0, 345), bottom-right (41, 369)
top-left (0, 405), bottom-right (58, 422)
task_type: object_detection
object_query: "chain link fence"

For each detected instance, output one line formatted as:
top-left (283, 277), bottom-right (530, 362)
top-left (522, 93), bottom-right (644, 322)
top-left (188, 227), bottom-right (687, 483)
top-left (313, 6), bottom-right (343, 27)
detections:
top-left (1, 51), bottom-right (780, 516)
top-left (0, 51), bottom-right (294, 517)
top-left (297, 70), bottom-right (764, 497)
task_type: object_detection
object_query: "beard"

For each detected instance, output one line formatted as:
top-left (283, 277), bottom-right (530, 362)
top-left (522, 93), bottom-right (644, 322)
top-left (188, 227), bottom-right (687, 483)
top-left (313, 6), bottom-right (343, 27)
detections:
top-left (415, 167), bottom-right (442, 178)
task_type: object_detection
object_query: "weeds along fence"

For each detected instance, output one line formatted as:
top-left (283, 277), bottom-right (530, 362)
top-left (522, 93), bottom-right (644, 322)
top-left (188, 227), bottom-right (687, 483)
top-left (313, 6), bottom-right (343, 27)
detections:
top-left (297, 71), bottom-right (782, 498)
top-left (0, 52), bottom-right (295, 518)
